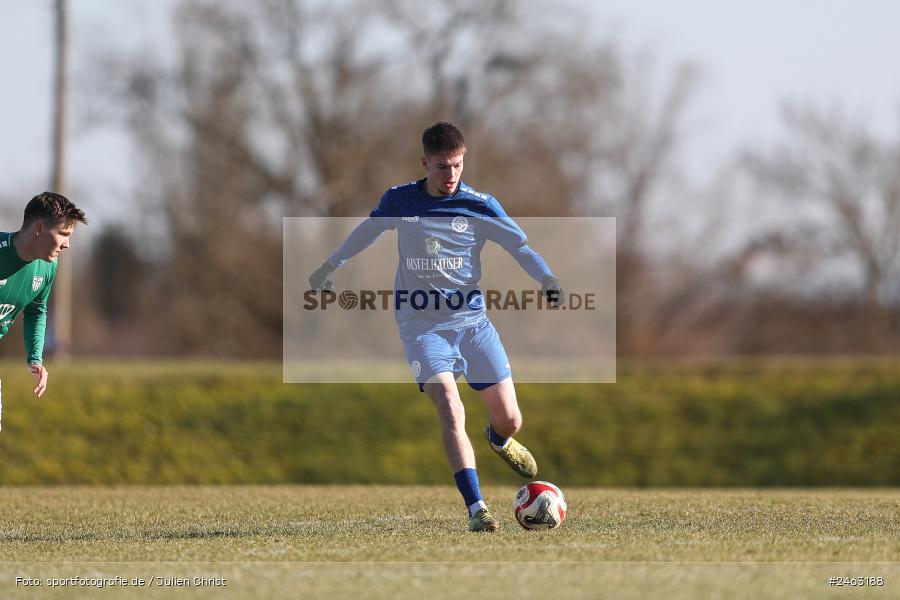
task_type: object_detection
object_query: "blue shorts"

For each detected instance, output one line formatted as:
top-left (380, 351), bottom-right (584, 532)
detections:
top-left (401, 319), bottom-right (511, 392)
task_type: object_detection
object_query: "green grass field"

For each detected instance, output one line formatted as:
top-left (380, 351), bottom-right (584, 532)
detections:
top-left (1, 486), bottom-right (898, 599)
top-left (1, 359), bottom-right (898, 597)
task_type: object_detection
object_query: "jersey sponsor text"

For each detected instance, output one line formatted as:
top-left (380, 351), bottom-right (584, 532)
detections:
top-left (405, 256), bottom-right (464, 271)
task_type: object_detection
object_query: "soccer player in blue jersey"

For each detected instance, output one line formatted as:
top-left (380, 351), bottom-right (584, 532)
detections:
top-left (309, 122), bottom-right (563, 531)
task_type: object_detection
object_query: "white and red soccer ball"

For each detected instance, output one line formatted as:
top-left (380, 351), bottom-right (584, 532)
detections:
top-left (513, 481), bottom-right (567, 530)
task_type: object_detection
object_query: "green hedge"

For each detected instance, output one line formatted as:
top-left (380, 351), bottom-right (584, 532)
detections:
top-left (0, 359), bottom-right (898, 485)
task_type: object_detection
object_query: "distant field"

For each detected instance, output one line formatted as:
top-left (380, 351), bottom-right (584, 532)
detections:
top-left (1, 486), bottom-right (898, 599)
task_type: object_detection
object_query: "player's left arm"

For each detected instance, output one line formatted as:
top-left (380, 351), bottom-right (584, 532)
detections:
top-left (22, 270), bottom-right (55, 397)
top-left (481, 197), bottom-right (564, 305)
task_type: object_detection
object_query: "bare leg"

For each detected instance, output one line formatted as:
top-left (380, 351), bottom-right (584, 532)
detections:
top-left (424, 372), bottom-right (475, 472)
top-left (478, 376), bottom-right (537, 478)
top-left (478, 376), bottom-right (522, 438)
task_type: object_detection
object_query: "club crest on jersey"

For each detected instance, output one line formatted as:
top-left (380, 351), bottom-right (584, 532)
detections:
top-left (452, 216), bottom-right (469, 233)
top-left (32, 276), bottom-right (43, 292)
top-left (0, 279), bottom-right (6, 286)
top-left (425, 236), bottom-right (441, 256)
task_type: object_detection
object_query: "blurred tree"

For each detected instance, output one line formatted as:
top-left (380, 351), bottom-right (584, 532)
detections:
top-left (744, 104), bottom-right (900, 348)
top-left (91, 226), bottom-right (145, 323)
top-left (97, 0), bottom-right (699, 356)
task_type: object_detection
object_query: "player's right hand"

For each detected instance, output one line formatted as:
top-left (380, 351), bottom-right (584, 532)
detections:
top-left (29, 362), bottom-right (48, 397)
top-left (308, 261), bottom-right (336, 291)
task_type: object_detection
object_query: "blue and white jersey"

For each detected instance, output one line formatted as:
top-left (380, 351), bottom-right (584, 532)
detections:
top-left (328, 179), bottom-right (553, 332)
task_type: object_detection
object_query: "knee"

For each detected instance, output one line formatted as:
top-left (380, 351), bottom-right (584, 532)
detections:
top-left (494, 412), bottom-right (522, 437)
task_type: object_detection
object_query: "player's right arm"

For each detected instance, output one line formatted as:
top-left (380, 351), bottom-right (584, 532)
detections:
top-left (308, 192), bottom-right (396, 290)
top-left (22, 268), bottom-right (55, 397)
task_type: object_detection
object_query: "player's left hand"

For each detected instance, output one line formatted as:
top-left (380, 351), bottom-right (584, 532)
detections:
top-left (29, 363), bottom-right (48, 397)
top-left (542, 275), bottom-right (565, 307)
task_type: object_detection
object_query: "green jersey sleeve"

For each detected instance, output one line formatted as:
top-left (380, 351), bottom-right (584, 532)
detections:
top-left (23, 268), bottom-right (56, 365)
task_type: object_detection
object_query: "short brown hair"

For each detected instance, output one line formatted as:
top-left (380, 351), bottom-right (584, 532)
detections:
top-left (422, 121), bottom-right (466, 156)
top-left (23, 191), bottom-right (88, 227)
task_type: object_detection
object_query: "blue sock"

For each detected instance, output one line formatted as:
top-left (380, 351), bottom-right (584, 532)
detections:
top-left (454, 468), bottom-right (484, 513)
top-left (487, 425), bottom-right (509, 447)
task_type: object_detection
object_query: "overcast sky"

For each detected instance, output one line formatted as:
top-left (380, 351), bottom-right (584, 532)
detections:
top-left (2, 0), bottom-right (899, 229)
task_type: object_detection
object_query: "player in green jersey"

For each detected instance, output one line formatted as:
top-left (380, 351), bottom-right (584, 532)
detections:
top-left (0, 192), bottom-right (87, 428)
